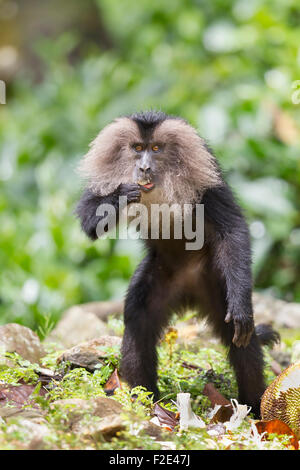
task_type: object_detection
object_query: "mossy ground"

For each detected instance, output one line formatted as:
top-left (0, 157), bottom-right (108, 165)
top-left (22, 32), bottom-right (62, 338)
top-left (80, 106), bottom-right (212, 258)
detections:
top-left (0, 321), bottom-right (298, 450)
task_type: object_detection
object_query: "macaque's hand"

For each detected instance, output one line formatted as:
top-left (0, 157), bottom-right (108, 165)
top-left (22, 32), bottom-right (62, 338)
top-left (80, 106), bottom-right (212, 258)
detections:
top-left (225, 311), bottom-right (254, 348)
top-left (117, 183), bottom-right (141, 204)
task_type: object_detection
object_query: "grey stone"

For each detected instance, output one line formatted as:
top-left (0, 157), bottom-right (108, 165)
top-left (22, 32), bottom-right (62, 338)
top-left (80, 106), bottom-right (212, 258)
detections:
top-left (51, 397), bottom-right (125, 438)
top-left (57, 336), bottom-right (121, 371)
top-left (253, 292), bottom-right (300, 328)
top-left (69, 300), bottom-right (124, 321)
top-left (51, 397), bottom-right (161, 440)
top-left (45, 308), bottom-right (110, 348)
top-left (0, 323), bottom-right (45, 364)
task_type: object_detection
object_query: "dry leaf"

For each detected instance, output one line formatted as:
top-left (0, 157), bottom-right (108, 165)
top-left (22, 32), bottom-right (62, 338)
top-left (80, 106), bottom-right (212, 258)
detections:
top-left (255, 419), bottom-right (299, 450)
top-left (203, 382), bottom-right (230, 407)
top-left (153, 403), bottom-right (179, 431)
top-left (0, 382), bottom-right (46, 407)
top-left (104, 369), bottom-right (121, 396)
top-left (210, 404), bottom-right (234, 424)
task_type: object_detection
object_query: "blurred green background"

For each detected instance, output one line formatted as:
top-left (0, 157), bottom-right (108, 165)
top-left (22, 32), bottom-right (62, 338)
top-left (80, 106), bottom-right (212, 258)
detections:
top-left (0, 0), bottom-right (299, 330)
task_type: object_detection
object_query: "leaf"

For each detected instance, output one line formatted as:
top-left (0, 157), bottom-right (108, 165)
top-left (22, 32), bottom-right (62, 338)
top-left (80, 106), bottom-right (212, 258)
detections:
top-left (203, 382), bottom-right (231, 407)
top-left (104, 368), bottom-right (121, 396)
top-left (153, 403), bottom-right (179, 431)
top-left (0, 382), bottom-right (46, 407)
top-left (210, 404), bottom-right (234, 424)
top-left (255, 419), bottom-right (299, 450)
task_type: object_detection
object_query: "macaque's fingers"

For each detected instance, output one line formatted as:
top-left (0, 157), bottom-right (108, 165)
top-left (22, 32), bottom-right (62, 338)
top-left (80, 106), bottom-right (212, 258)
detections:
top-left (225, 311), bottom-right (232, 323)
top-left (232, 322), bottom-right (241, 346)
top-left (232, 316), bottom-right (254, 348)
top-left (127, 190), bottom-right (142, 203)
top-left (118, 183), bottom-right (141, 203)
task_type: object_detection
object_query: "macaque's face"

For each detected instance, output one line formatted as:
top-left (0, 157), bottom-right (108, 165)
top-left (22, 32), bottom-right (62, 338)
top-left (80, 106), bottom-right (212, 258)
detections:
top-left (131, 141), bottom-right (165, 192)
top-left (78, 115), bottom-right (221, 204)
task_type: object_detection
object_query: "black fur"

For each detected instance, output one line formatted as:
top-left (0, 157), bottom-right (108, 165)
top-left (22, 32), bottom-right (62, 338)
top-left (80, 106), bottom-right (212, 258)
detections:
top-left (76, 111), bottom-right (278, 418)
top-left (255, 324), bottom-right (280, 346)
top-left (131, 110), bottom-right (167, 141)
top-left (76, 184), bottom-right (141, 239)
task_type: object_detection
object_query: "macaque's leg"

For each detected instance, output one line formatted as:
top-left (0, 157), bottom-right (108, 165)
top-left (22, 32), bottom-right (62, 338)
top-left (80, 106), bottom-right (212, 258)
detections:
top-left (121, 252), bottom-right (170, 399)
top-left (203, 276), bottom-right (265, 417)
top-left (229, 334), bottom-right (265, 417)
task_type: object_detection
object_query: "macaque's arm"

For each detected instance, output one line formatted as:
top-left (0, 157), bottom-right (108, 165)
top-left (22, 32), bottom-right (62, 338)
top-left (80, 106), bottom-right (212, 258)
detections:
top-left (76, 184), bottom-right (141, 240)
top-left (202, 184), bottom-right (254, 347)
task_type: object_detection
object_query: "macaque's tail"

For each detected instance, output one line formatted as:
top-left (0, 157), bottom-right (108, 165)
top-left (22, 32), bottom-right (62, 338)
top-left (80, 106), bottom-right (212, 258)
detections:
top-left (255, 324), bottom-right (280, 347)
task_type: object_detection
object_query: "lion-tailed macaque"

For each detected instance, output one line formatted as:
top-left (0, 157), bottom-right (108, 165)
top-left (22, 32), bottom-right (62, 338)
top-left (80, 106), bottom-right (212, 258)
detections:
top-left (76, 111), bottom-right (279, 417)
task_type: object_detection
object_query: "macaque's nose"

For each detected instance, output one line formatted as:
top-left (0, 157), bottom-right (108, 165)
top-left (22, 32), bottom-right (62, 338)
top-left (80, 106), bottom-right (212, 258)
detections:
top-left (139, 151), bottom-right (152, 176)
top-left (139, 165), bottom-right (151, 174)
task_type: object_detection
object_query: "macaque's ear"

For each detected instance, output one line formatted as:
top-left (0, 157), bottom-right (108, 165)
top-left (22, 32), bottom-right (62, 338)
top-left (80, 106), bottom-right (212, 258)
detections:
top-left (77, 117), bottom-right (140, 196)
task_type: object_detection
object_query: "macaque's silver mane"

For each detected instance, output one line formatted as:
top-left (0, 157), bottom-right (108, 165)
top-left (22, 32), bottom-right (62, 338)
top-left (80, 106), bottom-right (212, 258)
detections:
top-left (77, 116), bottom-right (221, 205)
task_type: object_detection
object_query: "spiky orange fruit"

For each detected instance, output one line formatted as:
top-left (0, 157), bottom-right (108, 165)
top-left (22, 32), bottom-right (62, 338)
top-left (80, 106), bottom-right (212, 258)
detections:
top-left (261, 362), bottom-right (300, 438)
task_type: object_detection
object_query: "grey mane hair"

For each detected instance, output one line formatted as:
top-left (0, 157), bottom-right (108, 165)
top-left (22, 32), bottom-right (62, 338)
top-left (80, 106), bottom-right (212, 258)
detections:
top-left (152, 119), bottom-right (221, 205)
top-left (77, 117), bottom-right (140, 195)
top-left (77, 115), bottom-right (222, 205)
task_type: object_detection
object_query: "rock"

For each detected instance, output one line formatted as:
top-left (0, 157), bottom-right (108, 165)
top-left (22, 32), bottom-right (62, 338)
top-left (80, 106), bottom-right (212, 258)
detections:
top-left (50, 398), bottom-right (95, 426)
top-left (51, 397), bottom-right (125, 438)
top-left (45, 308), bottom-right (110, 348)
top-left (57, 336), bottom-right (121, 371)
top-left (0, 407), bottom-right (45, 420)
top-left (93, 396), bottom-right (124, 417)
top-left (143, 421), bottom-right (163, 439)
top-left (0, 324), bottom-right (45, 364)
top-left (253, 292), bottom-right (300, 328)
top-left (75, 413), bottom-right (124, 439)
top-left (66, 300), bottom-right (124, 321)
top-left (51, 396), bottom-right (161, 441)
top-left (6, 417), bottom-right (51, 450)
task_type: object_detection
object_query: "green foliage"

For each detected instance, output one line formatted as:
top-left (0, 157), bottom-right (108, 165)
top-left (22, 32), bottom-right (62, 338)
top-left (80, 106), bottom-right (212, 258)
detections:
top-left (0, 0), bottom-right (300, 329)
top-left (0, 352), bottom-right (39, 385)
top-left (158, 344), bottom-right (237, 414)
top-left (0, 340), bottom-right (288, 450)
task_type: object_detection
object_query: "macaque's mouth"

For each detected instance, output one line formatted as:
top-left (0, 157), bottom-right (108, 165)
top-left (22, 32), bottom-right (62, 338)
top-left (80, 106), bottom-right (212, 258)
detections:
top-left (138, 182), bottom-right (155, 192)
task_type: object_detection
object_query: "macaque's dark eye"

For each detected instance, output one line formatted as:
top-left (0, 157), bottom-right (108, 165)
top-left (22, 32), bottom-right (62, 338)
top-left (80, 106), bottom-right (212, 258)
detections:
top-left (152, 145), bottom-right (160, 152)
top-left (134, 144), bottom-right (143, 152)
